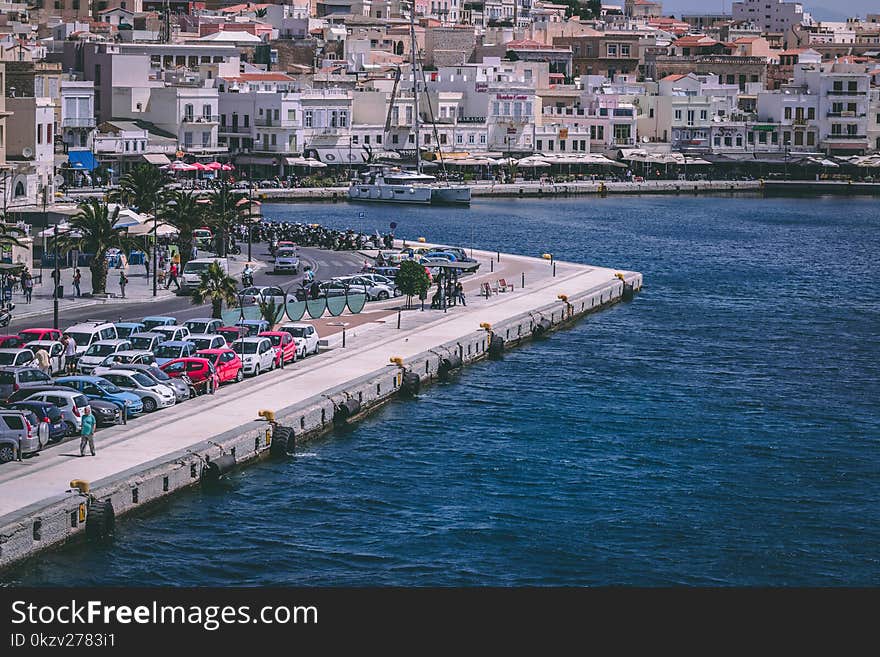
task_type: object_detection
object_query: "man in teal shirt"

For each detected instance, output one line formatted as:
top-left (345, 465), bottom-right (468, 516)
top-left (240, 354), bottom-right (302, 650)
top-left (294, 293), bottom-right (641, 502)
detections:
top-left (80, 407), bottom-right (96, 457)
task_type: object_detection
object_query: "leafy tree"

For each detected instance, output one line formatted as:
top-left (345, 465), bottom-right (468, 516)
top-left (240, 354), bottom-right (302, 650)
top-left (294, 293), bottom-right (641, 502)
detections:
top-left (257, 295), bottom-right (285, 326)
top-left (160, 190), bottom-right (204, 270)
top-left (255, 7), bottom-right (267, 17)
top-left (191, 261), bottom-right (239, 318)
top-left (396, 259), bottom-right (430, 309)
top-left (55, 199), bottom-right (141, 295)
top-left (110, 164), bottom-right (168, 216)
top-left (206, 179), bottom-right (245, 256)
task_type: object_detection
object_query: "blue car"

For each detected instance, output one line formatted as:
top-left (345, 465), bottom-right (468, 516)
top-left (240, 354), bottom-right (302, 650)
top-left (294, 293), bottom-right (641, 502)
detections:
top-left (7, 400), bottom-right (68, 442)
top-left (153, 340), bottom-right (196, 366)
top-left (114, 322), bottom-right (146, 339)
top-left (55, 376), bottom-right (144, 417)
top-left (142, 316), bottom-right (177, 331)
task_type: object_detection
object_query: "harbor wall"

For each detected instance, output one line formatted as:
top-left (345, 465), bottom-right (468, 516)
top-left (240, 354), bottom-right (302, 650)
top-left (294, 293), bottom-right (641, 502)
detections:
top-left (0, 270), bottom-right (642, 572)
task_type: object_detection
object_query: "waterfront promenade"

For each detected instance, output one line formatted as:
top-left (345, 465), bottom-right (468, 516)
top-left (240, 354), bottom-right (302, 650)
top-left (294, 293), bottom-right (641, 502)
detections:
top-left (0, 246), bottom-right (641, 567)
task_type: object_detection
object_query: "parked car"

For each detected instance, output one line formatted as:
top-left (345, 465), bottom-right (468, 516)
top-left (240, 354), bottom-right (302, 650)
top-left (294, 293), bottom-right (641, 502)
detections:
top-left (77, 339), bottom-right (133, 374)
top-left (240, 286), bottom-right (286, 306)
top-left (7, 400), bottom-right (67, 442)
top-left (129, 331), bottom-right (166, 353)
top-left (193, 228), bottom-right (213, 249)
top-left (160, 357), bottom-right (219, 396)
top-left (0, 409), bottom-right (45, 463)
top-left (93, 350), bottom-right (158, 376)
top-left (196, 348), bottom-right (244, 384)
top-left (0, 366), bottom-right (53, 401)
top-left (154, 340), bottom-right (196, 366)
top-left (357, 273), bottom-right (397, 287)
top-left (182, 259), bottom-right (228, 290)
top-left (142, 316), bottom-right (177, 331)
top-left (189, 334), bottom-right (228, 352)
top-left (0, 348), bottom-right (36, 368)
top-left (217, 326), bottom-right (248, 345)
top-left (368, 266), bottom-right (400, 280)
top-left (0, 335), bottom-right (24, 349)
top-left (19, 389), bottom-right (92, 434)
top-left (258, 331), bottom-right (297, 367)
top-left (279, 323), bottom-right (320, 358)
top-left (99, 370), bottom-right (176, 413)
top-left (333, 275), bottom-right (396, 300)
top-left (235, 319), bottom-right (270, 337)
top-left (64, 322), bottom-right (118, 355)
top-left (54, 376), bottom-right (144, 417)
top-left (273, 248), bottom-right (299, 275)
top-left (184, 318), bottom-right (223, 335)
top-left (27, 340), bottom-right (67, 375)
top-left (152, 325), bottom-right (191, 343)
top-left (18, 328), bottom-right (62, 344)
top-left (114, 322), bottom-right (146, 339)
top-left (107, 363), bottom-right (190, 403)
top-left (230, 337), bottom-right (276, 376)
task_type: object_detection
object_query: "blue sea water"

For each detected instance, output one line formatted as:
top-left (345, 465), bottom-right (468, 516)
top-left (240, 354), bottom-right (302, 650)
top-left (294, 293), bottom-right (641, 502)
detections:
top-left (8, 195), bottom-right (880, 586)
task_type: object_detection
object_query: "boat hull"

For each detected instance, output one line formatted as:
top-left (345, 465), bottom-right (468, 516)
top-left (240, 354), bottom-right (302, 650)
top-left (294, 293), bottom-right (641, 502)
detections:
top-left (348, 184), bottom-right (432, 204)
top-left (430, 186), bottom-right (471, 205)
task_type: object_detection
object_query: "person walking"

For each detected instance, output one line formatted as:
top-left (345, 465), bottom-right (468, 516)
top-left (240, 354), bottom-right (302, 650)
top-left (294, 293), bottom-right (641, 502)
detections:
top-left (144, 255), bottom-right (149, 278)
top-left (79, 406), bottom-right (96, 457)
top-left (63, 335), bottom-right (77, 374)
top-left (118, 270), bottom-right (128, 298)
top-left (72, 268), bottom-right (82, 297)
top-left (165, 262), bottom-right (180, 290)
top-left (22, 270), bottom-right (33, 304)
top-left (456, 281), bottom-right (466, 307)
top-left (34, 346), bottom-right (51, 376)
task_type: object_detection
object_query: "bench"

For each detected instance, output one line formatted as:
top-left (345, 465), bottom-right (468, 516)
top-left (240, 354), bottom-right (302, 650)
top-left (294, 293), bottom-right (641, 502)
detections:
top-left (481, 282), bottom-right (497, 297)
top-left (498, 279), bottom-right (514, 292)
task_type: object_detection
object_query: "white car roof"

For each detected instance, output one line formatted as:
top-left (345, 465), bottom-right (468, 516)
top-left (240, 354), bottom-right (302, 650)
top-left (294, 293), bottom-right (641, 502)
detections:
top-left (108, 350), bottom-right (154, 358)
top-left (29, 340), bottom-right (62, 347)
top-left (234, 337), bottom-right (270, 344)
top-left (92, 339), bottom-right (131, 346)
top-left (0, 347), bottom-right (33, 354)
top-left (66, 322), bottom-right (114, 331)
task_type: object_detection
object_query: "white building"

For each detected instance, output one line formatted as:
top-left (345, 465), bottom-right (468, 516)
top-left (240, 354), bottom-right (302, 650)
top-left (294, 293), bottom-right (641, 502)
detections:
top-left (60, 79), bottom-right (96, 152)
top-left (732, 0), bottom-right (812, 35)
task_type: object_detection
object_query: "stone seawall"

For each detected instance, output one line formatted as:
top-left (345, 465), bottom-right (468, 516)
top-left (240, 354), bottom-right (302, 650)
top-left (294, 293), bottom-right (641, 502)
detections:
top-left (0, 268), bottom-right (642, 571)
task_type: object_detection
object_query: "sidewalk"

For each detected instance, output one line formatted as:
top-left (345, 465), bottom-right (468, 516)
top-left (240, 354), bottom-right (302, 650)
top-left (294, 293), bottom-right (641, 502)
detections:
top-left (10, 254), bottom-right (257, 322)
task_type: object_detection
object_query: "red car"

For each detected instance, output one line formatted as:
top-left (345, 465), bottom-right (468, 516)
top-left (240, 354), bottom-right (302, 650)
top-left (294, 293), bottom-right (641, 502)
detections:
top-left (0, 335), bottom-right (24, 349)
top-left (196, 348), bottom-right (244, 384)
top-left (160, 357), bottom-right (219, 395)
top-left (258, 331), bottom-right (297, 367)
top-left (19, 328), bottom-right (62, 344)
top-left (217, 326), bottom-right (248, 345)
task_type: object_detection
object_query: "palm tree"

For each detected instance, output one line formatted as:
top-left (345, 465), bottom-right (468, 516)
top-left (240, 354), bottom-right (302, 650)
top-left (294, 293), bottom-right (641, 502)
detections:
top-left (191, 261), bottom-right (238, 319)
top-left (110, 164), bottom-right (168, 216)
top-left (256, 296), bottom-right (284, 327)
top-left (0, 217), bottom-right (25, 252)
top-left (160, 190), bottom-right (204, 270)
top-left (57, 199), bottom-right (141, 295)
top-left (205, 179), bottom-right (245, 257)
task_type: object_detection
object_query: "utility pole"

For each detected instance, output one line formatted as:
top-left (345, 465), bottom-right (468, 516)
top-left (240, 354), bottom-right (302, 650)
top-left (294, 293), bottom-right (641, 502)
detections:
top-left (52, 218), bottom-right (59, 329)
top-left (152, 211), bottom-right (158, 297)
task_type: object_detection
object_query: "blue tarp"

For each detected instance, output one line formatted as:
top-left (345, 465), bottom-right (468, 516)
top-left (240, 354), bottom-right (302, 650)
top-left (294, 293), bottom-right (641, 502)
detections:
top-left (68, 150), bottom-right (98, 171)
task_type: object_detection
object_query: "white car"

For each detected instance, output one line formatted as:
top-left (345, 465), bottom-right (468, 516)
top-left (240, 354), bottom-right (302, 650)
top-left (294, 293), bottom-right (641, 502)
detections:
top-left (24, 340), bottom-right (67, 373)
top-left (240, 286), bottom-right (288, 306)
top-left (231, 337), bottom-right (276, 376)
top-left (99, 370), bottom-right (176, 413)
top-left (64, 322), bottom-right (118, 355)
top-left (93, 350), bottom-right (158, 377)
top-left (152, 325), bottom-right (191, 343)
top-left (279, 323), bottom-right (320, 358)
top-left (332, 276), bottom-right (396, 301)
top-left (184, 318), bottom-right (223, 335)
top-left (0, 348), bottom-right (36, 368)
top-left (77, 339), bottom-right (132, 374)
top-left (189, 334), bottom-right (228, 352)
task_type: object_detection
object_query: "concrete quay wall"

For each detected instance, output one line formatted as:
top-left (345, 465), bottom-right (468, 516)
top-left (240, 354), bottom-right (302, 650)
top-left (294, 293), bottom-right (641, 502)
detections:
top-left (0, 269), bottom-right (642, 572)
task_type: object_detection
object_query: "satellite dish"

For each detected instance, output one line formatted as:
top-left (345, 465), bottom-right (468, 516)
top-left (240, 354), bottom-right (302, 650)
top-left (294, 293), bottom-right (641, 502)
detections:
top-left (641, 136), bottom-right (649, 143)
top-left (53, 174), bottom-right (65, 187)
top-left (22, 147), bottom-right (33, 159)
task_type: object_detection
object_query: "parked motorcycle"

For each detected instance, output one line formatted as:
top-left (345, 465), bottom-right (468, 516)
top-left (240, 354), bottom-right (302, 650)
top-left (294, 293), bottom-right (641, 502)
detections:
top-left (0, 302), bottom-right (14, 328)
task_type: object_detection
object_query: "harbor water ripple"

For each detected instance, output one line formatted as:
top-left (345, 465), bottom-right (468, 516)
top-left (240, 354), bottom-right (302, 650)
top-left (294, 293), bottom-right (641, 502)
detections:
top-left (7, 195), bottom-right (880, 586)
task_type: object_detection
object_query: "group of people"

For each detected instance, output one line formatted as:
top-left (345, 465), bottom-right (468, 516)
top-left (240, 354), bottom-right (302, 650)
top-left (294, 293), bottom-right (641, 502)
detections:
top-left (430, 280), bottom-right (466, 309)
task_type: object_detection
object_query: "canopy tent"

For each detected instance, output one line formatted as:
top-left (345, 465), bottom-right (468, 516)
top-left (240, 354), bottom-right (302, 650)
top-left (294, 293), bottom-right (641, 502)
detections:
top-left (142, 153), bottom-right (171, 166)
top-left (515, 157), bottom-right (552, 168)
top-left (109, 205), bottom-right (149, 229)
top-left (303, 157), bottom-right (327, 168)
top-left (68, 150), bottom-right (99, 171)
top-left (167, 160), bottom-right (199, 171)
top-left (127, 219), bottom-right (178, 236)
top-left (203, 161), bottom-right (223, 170)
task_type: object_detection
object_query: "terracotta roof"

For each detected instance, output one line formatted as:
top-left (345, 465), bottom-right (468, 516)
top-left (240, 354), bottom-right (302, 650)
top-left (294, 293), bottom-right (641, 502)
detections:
top-left (779, 48), bottom-right (809, 56)
top-left (506, 38), bottom-right (556, 49)
top-left (220, 3), bottom-right (270, 12)
top-left (227, 72), bottom-right (295, 82)
top-left (674, 35), bottom-right (718, 47)
top-left (660, 74), bottom-right (687, 81)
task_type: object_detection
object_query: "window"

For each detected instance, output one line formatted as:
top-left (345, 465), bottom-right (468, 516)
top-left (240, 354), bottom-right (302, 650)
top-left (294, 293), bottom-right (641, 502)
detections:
top-left (833, 80), bottom-right (843, 91)
top-left (607, 44), bottom-right (618, 56)
top-left (339, 110), bottom-right (348, 128)
top-left (244, 115), bottom-right (249, 128)
top-left (392, 134), bottom-right (399, 144)
top-left (784, 107), bottom-right (792, 120)
top-left (456, 134), bottom-right (463, 144)
top-left (808, 108), bottom-right (815, 120)
top-left (304, 111), bottom-right (312, 128)
top-left (724, 136), bottom-right (732, 146)
top-left (480, 134), bottom-right (486, 144)
top-left (184, 104), bottom-right (194, 121)
top-left (467, 134), bottom-right (475, 144)
top-left (807, 132), bottom-right (815, 146)
top-left (364, 135), bottom-right (370, 144)
top-left (783, 131), bottom-right (791, 144)
top-left (287, 109), bottom-right (296, 121)
top-left (700, 110), bottom-right (707, 121)
top-left (37, 124), bottom-right (43, 144)
top-left (202, 105), bottom-right (211, 120)
top-left (203, 132), bottom-right (211, 147)
top-left (848, 81), bottom-right (857, 92)
top-left (352, 135), bottom-right (359, 144)
top-left (674, 109), bottom-right (682, 121)
top-left (621, 44), bottom-right (630, 57)
top-left (794, 131), bottom-right (803, 146)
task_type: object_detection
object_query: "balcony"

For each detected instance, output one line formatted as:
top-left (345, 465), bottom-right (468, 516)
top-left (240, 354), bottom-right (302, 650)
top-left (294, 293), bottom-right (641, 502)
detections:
top-left (826, 112), bottom-right (865, 118)
top-left (255, 118), bottom-right (298, 128)
top-left (826, 133), bottom-right (866, 139)
top-left (219, 125), bottom-right (252, 134)
top-left (826, 90), bottom-right (867, 96)
top-left (62, 117), bottom-right (96, 128)
top-left (182, 115), bottom-right (220, 124)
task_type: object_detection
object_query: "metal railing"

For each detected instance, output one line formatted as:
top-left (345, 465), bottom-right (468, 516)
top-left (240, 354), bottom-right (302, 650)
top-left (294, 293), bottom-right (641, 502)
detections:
top-left (62, 117), bottom-right (96, 128)
top-left (182, 115), bottom-right (220, 123)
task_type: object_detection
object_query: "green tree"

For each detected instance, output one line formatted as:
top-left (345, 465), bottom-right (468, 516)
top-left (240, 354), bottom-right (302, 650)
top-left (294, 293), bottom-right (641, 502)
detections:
top-left (110, 164), bottom-right (168, 216)
top-left (191, 261), bottom-right (239, 319)
top-left (0, 218), bottom-right (25, 252)
top-left (206, 179), bottom-right (245, 257)
top-left (255, 7), bottom-right (267, 17)
top-left (257, 295), bottom-right (284, 326)
top-left (396, 259), bottom-right (430, 309)
top-left (56, 199), bottom-right (141, 295)
top-left (160, 190), bottom-right (204, 270)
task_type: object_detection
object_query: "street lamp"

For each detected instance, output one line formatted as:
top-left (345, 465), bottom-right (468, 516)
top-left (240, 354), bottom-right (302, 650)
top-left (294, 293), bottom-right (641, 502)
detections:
top-left (784, 140), bottom-right (791, 181)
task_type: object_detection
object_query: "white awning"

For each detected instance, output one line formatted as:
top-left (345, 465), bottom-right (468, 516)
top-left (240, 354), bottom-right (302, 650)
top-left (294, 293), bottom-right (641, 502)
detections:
top-left (142, 153), bottom-right (171, 165)
top-left (314, 149), bottom-right (364, 165)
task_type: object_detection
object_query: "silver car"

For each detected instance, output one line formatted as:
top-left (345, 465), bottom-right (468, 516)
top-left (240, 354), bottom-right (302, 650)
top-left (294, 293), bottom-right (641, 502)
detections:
top-left (0, 409), bottom-right (48, 463)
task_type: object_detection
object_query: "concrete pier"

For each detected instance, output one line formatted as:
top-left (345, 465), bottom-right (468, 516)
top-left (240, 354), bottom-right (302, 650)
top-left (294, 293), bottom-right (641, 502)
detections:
top-left (0, 247), bottom-right (642, 570)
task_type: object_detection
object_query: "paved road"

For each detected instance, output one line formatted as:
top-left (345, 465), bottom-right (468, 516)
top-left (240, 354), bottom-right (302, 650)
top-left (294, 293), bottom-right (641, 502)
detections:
top-left (6, 244), bottom-right (364, 331)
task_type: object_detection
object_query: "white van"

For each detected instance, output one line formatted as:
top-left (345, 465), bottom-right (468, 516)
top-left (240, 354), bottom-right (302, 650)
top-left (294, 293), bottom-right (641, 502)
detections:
top-left (182, 258), bottom-right (229, 290)
top-left (64, 322), bottom-right (118, 355)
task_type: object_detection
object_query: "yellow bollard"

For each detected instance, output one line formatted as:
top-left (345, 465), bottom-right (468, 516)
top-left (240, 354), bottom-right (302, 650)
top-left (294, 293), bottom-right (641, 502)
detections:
top-left (257, 409), bottom-right (276, 423)
top-left (70, 480), bottom-right (90, 494)
top-left (389, 356), bottom-right (404, 366)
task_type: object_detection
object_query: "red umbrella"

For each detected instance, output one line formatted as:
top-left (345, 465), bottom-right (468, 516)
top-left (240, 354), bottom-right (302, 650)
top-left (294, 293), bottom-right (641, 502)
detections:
top-left (191, 162), bottom-right (209, 171)
top-left (204, 161), bottom-right (222, 170)
top-left (221, 163), bottom-right (235, 171)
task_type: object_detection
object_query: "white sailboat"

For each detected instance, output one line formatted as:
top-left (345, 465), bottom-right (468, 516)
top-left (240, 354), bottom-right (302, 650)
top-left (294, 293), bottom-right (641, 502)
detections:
top-left (348, 3), bottom-right (470, 206)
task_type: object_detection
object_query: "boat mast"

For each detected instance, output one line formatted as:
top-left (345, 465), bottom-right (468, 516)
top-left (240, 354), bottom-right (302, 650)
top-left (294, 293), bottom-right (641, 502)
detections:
top-left (409, 2), bottom-right (421, 175)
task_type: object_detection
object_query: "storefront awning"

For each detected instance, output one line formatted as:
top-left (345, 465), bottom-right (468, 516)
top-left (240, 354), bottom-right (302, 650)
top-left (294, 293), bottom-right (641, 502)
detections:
top-left (68, 150), bottom-right (98, 171)
top-left (142, 153), bottom-right (171, 165)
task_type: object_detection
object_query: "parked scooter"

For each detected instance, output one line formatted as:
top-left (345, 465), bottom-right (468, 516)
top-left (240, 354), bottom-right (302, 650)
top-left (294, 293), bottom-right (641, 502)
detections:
top-left (0, 301), bottom-right (14, 328)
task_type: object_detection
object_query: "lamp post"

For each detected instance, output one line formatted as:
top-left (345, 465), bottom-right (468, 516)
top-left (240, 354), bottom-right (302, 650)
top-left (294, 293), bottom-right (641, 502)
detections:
top-left (784, 140), bottom-right (791, 181)
top-left (52, 221), bottom-right (59, 330)
top-left (152, 213), bottom-right (157, 297)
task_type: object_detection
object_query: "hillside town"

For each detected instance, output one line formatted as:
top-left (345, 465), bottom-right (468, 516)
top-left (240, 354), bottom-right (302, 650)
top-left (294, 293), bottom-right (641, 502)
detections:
top-left (0, 0), bottom-right (879, 210)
